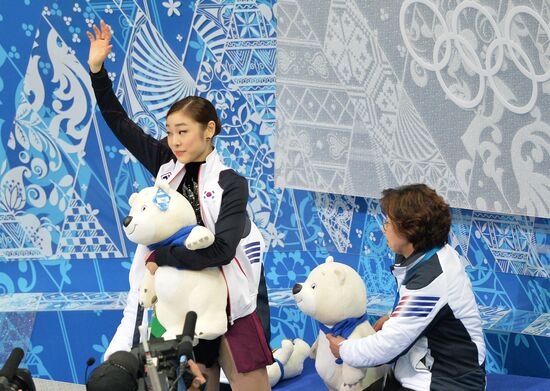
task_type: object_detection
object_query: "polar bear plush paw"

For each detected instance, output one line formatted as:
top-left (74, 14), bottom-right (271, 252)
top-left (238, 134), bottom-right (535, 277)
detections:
top-left (185, 226), bottom-right (215, 250)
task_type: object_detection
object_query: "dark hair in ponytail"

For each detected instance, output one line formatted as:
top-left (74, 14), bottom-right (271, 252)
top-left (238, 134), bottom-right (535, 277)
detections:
top-left (166, 96), bottom-right (222, 137)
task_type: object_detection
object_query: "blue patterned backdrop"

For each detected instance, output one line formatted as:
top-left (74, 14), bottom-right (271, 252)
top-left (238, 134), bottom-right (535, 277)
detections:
top-left (0, 0), bottom-right (548, 384)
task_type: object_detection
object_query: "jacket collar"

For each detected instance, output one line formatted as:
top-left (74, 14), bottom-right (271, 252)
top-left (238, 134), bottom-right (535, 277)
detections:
top-left (169, 148), bottom-right (221, 185)
top-left (391, 251), bottom-right (422, 280)
top-left (396, 251), bottom-right (423, 267)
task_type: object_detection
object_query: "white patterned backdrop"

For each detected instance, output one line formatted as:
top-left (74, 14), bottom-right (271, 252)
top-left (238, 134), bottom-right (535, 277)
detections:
top-left (276, 0), bottom-right (550, 218)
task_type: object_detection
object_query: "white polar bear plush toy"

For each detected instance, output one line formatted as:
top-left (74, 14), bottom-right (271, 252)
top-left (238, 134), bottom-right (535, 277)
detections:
top-left (123, 180), bottom-right (228, 341)
top-left (266, 338), bottom-right (311, 387)
top-left (293, 256), bottom-right (387, 391)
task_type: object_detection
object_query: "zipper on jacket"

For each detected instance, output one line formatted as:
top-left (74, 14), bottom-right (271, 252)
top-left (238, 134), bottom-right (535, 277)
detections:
top-left (220, 268), bottom-right (234, 325)
top-left (196, 165), bottom-right (207, 225)
top-left (198, 164), bottom-right (235, 326)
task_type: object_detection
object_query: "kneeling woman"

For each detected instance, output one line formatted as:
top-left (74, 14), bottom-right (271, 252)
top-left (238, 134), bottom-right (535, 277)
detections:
top-left (328, 184), bottom-right (486, 391)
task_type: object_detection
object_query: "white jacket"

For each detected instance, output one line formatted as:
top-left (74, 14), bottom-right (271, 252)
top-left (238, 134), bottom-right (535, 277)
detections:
top-left (339, 245), bottom-right (486, 391)
top-left (105, 150), bottom-right (265, 359)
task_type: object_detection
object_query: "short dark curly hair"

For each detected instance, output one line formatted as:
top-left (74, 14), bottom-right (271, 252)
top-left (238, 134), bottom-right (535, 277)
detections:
top-left (380, 184), bottom-right (451, 253)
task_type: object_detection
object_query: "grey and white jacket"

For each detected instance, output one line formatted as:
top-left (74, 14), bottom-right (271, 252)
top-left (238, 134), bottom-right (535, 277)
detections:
top-left (339, 245), bottom-right (486, 391)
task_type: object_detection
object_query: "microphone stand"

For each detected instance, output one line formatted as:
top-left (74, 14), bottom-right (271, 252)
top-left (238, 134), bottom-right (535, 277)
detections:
top-left (139, 324), bottom-right (163, 391)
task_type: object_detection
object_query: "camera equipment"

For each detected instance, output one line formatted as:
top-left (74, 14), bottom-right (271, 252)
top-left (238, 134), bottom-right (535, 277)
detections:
top-left (86, 351), bottom-right (139, 391)
top-left (87, 311), bottom-right (202, 391)
top-left (0, 348), bottom-right (36, 391)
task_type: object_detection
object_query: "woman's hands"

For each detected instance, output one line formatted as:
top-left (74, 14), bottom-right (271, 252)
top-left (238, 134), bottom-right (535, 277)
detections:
top-left (326, 334), bottom-right (346, 359)
top-left (187, 359), bottom-right (208, 390)
top-left (373, 314), bottom-right (390, 332)
top-left (86, 19), bottom-right (112, 73)
top-left (146, 261), bottom-right (158, 275)
top-left (144, 250), bottom-right (159, 275)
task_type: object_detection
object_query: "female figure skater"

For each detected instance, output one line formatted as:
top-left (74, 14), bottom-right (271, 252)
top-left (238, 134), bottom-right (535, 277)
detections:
top-left (87, 20), bottom-right (273, 391)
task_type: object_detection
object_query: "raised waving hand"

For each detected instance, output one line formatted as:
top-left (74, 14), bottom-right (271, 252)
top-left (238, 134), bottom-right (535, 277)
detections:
top-left (86, 19), bottom-right (112, 73)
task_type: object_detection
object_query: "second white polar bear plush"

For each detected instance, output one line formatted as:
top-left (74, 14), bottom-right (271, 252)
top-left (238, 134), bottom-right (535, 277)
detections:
top-left (293, 256), bottom-right (387, 391)
top-left (266, 338), bottom-right (311, 387)
top-left (123, 180), bottom-right (228, 341)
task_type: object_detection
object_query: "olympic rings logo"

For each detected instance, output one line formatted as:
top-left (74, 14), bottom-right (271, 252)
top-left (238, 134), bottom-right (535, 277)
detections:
top-left (399, 0), bottom-right (550, 114)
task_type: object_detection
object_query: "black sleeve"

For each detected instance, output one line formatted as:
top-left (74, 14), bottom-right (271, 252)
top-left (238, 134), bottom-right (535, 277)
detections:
top-left (153, 170), bottom-right (249, 270)
top-left (89, 65), bottom-right (173, 176)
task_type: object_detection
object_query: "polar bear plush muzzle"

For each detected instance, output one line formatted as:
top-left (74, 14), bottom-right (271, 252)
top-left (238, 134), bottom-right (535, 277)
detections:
top-left (123, 190), bottom-right (161, 245)
top-left (123, 182), bottom-right (196, 246)
top-left (292, 281), bottom-right (317, 316)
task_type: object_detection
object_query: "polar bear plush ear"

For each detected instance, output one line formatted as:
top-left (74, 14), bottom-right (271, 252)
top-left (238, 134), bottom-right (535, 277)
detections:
top-left (128, 193), bottom-right (138, 207)
top-left (325, 256), bottom-right (334, 263)
top-left (333, 268), bottom-right (346, 285)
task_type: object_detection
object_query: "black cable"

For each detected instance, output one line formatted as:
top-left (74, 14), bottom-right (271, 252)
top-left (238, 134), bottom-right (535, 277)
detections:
top-left (84, 357), bottom-right (96, 383)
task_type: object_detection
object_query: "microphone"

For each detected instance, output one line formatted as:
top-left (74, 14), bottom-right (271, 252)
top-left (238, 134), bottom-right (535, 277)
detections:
top-left (12, 369), bottom-right (35, 391)
top-left (86, 351), bottom-right (139, 391)
top-left (177, 311), bottom-right (197, 362)
top-left (84, 357), bottom-right (95, 383)
top-left (0, 347), bottom-right (24, 389)
top-left (110, 351), bottom-right (139, 381)
top-left (171, 312), bottom-right (198, 391)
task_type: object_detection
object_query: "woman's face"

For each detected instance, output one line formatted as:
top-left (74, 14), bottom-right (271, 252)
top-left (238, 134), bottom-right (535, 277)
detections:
top-left (166, 111), bottom-right (215, 163)
top-left (382, 218), bottom-right (414, 257)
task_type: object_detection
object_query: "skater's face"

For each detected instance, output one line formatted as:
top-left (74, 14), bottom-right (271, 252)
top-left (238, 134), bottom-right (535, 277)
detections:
top-left (166, 111), bottom-right (215, 163)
